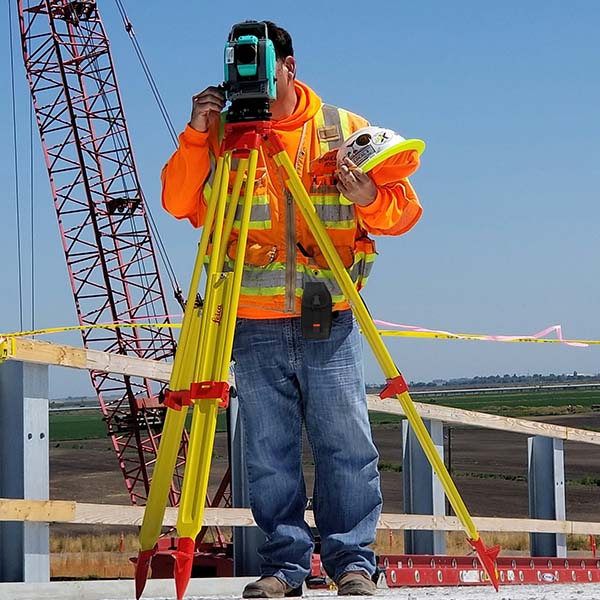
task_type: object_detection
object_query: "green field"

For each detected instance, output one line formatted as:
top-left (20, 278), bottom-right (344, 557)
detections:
top-left (50, 411), bottom-right (107, 441)
top-left (369, 388), bottom-right (600, 425)
top-left (422, 389), bottom-right (600, 413)
top-left (49, 409), bottom-right (229, 441)
top-left (50, 388), bottom-right (599, 441)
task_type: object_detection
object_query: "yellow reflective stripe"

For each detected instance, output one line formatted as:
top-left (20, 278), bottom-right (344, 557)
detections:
top-left (239, 285), bottom-right (286, 296)
top-left (318, 220), bottom-right (355, 229)
top-left (312, 195), bottom-right (345, 204)
top-left (338, 108), bottom-right (352, 141)
top-left (313, 107), bottom-right (329, 156)
top-left (224, 258), bottom-right (285, 273)
top-left (243, 195), bottom-right (269, 205)
top-left (292, 286), bottom-right (346, 304)
top-left (233, 220), bottom-right (273, 230)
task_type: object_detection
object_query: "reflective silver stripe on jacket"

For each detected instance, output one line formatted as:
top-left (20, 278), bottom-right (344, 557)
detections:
top-left (311, 201), bottom-right (355, 228)
top-left (321, 104), bottom-right (344, 149)
top-left (311, 105), bottom-right (357, 228)
top-left (224, 255), bottom-right (374, 300)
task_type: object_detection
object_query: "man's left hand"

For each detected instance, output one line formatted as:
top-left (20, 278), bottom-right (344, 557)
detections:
top-left (336, 157), bottom-right (377, 206)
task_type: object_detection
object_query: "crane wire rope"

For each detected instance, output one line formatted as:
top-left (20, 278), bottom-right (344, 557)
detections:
top-left (7, 0), bottom-right (24, 331)
top-left (29, 85), bottom-right (35, 334)
top-left (113, 0), bottom-right (178, 147)
top-left (28, 4), bottom-right (35, 335)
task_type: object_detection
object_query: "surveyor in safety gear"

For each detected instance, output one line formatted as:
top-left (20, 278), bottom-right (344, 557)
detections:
top-left (161, 20), bottom-right (424, 599)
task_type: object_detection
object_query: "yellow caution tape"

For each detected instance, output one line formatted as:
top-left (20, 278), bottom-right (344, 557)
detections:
top-left (0, 322), bottom-right (181, 338)
top-left (0, 323), bottom-right (598, 347)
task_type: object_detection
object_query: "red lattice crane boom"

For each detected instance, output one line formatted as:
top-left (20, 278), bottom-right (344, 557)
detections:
top-left (16, 0), bottom-right (188, 506)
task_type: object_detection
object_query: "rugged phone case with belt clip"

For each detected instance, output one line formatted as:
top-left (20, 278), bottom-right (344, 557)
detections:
top-left (301, 282), bottom-right (333, 340)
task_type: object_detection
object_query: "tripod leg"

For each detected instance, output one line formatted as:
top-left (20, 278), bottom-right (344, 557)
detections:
top-left (173, 148), bottom-right (260, 600)
top-left (274, 148), bottom-right (500, 590)
top-left (135, 153), bottom-right (230, 599)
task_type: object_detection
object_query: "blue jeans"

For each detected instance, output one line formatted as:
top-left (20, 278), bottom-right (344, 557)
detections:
top-left (232, 309), bottom-right (382, 588)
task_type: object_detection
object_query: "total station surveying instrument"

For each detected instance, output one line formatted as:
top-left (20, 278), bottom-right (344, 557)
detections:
top-left (134, 20), bottom-right (501, 600)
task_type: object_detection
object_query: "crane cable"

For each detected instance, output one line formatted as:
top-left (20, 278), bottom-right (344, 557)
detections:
top-left (29, 92), bottom-right (35, 333)
top-left (7, 0), bottom-right (24, 331)
top-left (113, 0), bottom-right (179, 147)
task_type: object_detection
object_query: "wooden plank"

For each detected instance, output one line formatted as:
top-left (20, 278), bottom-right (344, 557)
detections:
top-left (376, 514), bottom-right (600, 535)
top-left (11, 338), bottom-right (172, 383)
top-left (71, 505), bottom-right (259, 528)
top-left (0, 498), bottom-right (75, 523)
top-left (5, 499), bottom-right (600, 535)
top-left (368, 396), bottom-right (600, 446)
top-left (73, 503), bottom-right (178, 527)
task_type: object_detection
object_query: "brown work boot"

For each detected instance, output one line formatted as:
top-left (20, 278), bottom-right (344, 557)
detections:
top-left (242, 576), bottom-right (302, 598)
top-left (336, 570), bottom-right (377, 596)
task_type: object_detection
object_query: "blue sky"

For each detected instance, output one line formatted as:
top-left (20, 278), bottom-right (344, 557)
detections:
top-left (1, 1), bottom-right (598, 397)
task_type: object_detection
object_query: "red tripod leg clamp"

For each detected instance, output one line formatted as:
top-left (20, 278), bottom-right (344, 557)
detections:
top-left (190, 381), bottom-right (230, 409)
top-left (379, 374), bottom-right (409, 399)
top-left (163, 382), bottom-right (230, 410)
top-left (163, 389), bottom-right (192, 411)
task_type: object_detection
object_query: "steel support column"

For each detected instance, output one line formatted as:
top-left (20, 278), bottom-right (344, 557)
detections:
top-left (402, 419), bottom-right (446, 555)
top-left (0, 361), bottom-right (49, 582)
top-left (528, 436), bottom-right (566, 557)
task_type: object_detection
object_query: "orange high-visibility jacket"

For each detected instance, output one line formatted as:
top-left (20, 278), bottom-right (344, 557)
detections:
top-left (161, 80), bottom-right (422, 319)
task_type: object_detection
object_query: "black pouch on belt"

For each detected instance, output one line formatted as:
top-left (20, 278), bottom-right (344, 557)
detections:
top-left (301, 282), bottom-right (333, 340)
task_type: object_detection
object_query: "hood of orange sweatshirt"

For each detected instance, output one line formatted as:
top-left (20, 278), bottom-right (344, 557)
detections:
top-left (272, 80), bottom-right (322, 131)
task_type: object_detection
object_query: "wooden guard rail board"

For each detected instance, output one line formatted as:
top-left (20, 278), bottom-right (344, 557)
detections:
top-left (2, 499), bottom-right (600, 535)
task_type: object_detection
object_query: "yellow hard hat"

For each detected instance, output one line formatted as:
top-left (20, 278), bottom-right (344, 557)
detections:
top-left (337, 127), bottom-right (425, 203)
top-left (337, 126), bottom-right (425, 172)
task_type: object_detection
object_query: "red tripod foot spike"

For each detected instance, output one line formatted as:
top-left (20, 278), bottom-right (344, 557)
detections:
top-left (467, 536), bottom-right (501, 591)
top-left (174, 537), bottom-right (196, 600)
top-left (134, 547), bottom-right (156, 599)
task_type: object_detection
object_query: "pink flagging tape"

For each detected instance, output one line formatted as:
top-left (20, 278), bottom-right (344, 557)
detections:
top-left (373, 321), bottom-right (590, 348)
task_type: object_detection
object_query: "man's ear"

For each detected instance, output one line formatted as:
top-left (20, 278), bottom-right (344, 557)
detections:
top-left (284, 56), bottom-right (296, 79)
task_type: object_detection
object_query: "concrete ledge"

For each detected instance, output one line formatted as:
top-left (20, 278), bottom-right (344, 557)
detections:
top-left (0, 576), bottom-right (255, 600)
top-left (2, 580), bottom-right (600, 600)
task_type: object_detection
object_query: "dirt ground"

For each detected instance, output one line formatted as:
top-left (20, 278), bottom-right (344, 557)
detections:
top-left (49, 412), bottom-right (600, 531)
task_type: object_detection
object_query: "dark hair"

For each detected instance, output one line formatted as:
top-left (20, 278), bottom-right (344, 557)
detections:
top-left (263, 21), bottom-right (294, 60)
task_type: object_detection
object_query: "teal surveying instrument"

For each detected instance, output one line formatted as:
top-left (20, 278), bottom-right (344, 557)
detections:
top-left (134, 20), bottom-right (501, 600)
top-left (224, 20), bottom-right (277, 122)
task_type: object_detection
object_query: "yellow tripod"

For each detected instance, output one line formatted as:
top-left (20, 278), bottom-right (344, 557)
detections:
top-left (134, 120), bottom-right (500, 600)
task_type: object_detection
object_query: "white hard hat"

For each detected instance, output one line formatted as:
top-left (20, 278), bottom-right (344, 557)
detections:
top-left (337, 126), bottom-right (425, 173)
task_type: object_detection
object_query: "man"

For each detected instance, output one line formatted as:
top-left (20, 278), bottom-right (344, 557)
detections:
top-left (161, 21), bottom-right (422, 598)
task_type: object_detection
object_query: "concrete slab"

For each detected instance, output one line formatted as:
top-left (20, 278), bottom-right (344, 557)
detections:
top-left (1, 579), bottom-right (599, 600)
top-left (0, 576), bottom-right (254, 600)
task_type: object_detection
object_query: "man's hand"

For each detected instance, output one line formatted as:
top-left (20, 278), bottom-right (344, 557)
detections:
top-left (336, 157), bottom-right (377, 206)
top-left (189, 86), bottom-right (226, 133)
